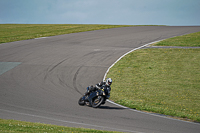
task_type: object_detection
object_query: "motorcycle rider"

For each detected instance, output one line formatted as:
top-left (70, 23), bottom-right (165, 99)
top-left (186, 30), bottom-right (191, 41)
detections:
top-left (84, 78), bottom-right (112, 96)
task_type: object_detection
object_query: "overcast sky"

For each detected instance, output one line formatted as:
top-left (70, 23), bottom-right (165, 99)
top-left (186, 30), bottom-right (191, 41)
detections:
top-left (0, 0), bottom-right (199, 26)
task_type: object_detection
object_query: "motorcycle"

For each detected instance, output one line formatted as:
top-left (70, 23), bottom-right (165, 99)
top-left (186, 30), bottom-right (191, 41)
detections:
top-left (78, 85), bottom-right (110, 108)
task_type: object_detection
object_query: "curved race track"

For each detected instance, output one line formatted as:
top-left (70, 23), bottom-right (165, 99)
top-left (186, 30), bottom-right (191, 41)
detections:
top-left (0, 26), bottom-right (200, 133)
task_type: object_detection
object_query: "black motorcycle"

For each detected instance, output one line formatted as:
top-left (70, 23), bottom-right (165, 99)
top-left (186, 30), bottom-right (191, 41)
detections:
top-left (78, 86), bottom-right (110, 108)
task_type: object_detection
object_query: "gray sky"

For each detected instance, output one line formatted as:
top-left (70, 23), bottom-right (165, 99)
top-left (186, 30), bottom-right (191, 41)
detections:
top-left (0, 0), bottom-right (199, 25)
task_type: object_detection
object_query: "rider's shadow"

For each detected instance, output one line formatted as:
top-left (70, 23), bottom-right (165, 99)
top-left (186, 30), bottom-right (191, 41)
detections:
top-left (98, 106), bottom-right (126, 110)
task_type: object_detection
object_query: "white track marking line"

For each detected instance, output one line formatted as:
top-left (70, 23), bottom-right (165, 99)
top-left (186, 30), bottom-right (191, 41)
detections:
top-left (103, 40), bottom-right (162, 81)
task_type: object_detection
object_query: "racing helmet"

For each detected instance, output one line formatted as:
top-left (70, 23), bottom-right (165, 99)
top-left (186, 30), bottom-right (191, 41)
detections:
top-left (106, 78), bottom-right (112, 86)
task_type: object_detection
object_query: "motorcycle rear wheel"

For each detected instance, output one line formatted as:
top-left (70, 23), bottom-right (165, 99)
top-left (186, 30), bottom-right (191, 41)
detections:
top-left (91, 96), bottom-right (104, 108)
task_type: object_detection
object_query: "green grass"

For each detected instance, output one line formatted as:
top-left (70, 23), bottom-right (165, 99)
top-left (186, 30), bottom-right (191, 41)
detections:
top-left (154, 31), bottom-right (200, 47)
top-left (0, 24), bottom-right (135, 44)
top-left (0, 119), bottom-right (121, 133)
top-left (0, 24), bottom-right (199, 131)
top-left (107, 32), bottom-right (200, 122)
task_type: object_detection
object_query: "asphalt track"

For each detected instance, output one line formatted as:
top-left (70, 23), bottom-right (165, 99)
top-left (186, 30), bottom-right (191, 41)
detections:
top-left (0, 26), bottom-right (200, 133)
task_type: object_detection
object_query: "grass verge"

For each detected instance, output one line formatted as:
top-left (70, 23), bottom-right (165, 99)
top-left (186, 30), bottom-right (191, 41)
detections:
top-left (107, 32), bottom-right (200, 122)
top-left (0, 24), bottom-right (135, 44)
top-left (154, 31), bottom-right (200, 47)
top-left (0, 119), bottom-right (121, 133)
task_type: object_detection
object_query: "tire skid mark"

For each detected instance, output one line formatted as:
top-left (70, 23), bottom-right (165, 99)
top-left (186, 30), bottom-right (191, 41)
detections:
top-left (73, 66), bottom-right (83, 95)
top-left (44, 58), bottom-right (69, 80)
top-left (43, 58), bottom-right (73, 90)
top-left (48, 58), bottom-right (69, 72)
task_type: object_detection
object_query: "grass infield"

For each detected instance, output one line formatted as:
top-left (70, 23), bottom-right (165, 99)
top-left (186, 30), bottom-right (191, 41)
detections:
top-left (155, 31), bottom-right (200, 47)
top-left (107, 32), bottom-right (200, 122)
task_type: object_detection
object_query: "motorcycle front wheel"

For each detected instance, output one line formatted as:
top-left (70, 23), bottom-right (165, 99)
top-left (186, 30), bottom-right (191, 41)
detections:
top-left (78, 97), bottom-right (85, 106)
top-left (91, 96), bottom-right (104, 108)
